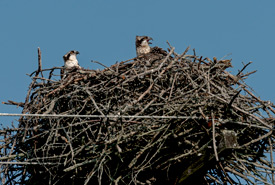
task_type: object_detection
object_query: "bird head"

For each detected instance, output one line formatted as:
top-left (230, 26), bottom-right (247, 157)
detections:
top-left (136, 36), bottom-right (153, 47)
top-left (63, 50), bottom-right (80, 61)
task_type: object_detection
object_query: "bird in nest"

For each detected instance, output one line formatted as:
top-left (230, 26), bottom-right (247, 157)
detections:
top-left (61, 50), bottom-right (81, 79)
top-left (135, 35), bottom-right (169, 65)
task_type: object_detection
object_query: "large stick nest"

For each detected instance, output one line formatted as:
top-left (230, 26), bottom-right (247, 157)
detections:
top-left (1, 45), bottom-right (275, 185)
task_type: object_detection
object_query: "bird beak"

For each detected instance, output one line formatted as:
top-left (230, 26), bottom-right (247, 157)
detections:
top-left (76, 51), bottom-right (80, 55)
top-left (147, 37), bottom-right (153, 44)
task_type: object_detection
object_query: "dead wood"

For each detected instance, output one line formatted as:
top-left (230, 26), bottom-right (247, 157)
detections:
top-left (0, 45), bottom-right (274, 185)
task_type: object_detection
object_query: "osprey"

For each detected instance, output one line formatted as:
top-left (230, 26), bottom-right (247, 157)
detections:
top-left (135, 36), bottom-right (168, 65)
top-left (135, 36), bottom-right (153, 56)
top-left (61, 50), bottom-right (81, 79)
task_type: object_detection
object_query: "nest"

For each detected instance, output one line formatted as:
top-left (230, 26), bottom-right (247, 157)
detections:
top-left (1, 46), bottom-right (275, 185)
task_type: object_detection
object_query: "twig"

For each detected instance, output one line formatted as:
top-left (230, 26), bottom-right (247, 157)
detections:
top-left (211, 111), bottom-right (219, 162)
top-left (236, 61), bottom-right (252, 76)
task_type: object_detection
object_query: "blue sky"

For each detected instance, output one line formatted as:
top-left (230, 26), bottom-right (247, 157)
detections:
top-left (1, 0), bottom-right (275, 127)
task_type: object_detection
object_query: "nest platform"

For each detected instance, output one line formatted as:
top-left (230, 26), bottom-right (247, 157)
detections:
top-left (1, 46), bottom-right (275, 185)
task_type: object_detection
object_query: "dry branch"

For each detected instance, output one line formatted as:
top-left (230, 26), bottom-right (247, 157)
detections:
top-left (1, 45), bottom-right (274, 185)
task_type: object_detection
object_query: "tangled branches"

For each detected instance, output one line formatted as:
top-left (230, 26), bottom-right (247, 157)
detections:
top-left (1, 45), bottom-right (275, 185)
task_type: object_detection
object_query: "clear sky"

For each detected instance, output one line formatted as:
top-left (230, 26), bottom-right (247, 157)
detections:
top-left (0, 0), bottom-right (275, 127)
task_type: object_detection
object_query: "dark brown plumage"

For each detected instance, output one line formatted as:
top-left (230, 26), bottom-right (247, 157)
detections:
top-left (135, 36), bottom-right (169, 66)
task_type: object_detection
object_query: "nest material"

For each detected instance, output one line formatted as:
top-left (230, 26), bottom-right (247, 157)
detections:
top-left (1, 46), bottom-right (275, 185)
